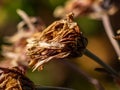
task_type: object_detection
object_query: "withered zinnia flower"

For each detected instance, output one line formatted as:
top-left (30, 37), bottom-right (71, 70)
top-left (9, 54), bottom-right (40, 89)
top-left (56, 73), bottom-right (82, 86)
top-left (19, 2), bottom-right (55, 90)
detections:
top-left (0, 67), bottom-right (35, 90)
top-left (26, 13), bottom-right (88, 71)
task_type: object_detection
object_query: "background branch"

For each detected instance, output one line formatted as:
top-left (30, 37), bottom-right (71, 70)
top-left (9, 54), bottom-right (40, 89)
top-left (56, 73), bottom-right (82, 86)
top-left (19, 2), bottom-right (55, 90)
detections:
top-left (101, 14), bottom-right (120, 59)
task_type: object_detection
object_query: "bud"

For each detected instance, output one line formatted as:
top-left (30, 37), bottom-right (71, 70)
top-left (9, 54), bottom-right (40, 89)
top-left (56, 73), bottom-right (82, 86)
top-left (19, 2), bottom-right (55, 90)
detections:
top-left (26, 13), bottom-right (88, 71)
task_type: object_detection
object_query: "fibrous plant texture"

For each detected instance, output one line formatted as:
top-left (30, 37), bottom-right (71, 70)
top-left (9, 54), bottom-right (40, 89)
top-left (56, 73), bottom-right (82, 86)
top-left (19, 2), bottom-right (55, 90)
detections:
top-left (0, 67), bottom-right (35, 90)
top-left (26, 13), bottom-right (88, 71)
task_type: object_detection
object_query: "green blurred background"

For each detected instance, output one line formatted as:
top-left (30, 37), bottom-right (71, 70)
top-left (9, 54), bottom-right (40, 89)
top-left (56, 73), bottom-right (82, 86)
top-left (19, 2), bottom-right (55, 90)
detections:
top-left (0, 0), bottom-right (120, 90)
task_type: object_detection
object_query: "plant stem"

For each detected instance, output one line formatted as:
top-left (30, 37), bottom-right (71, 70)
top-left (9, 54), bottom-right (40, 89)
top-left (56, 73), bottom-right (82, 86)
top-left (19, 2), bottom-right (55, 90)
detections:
top-left (101, 14), bottom-right (120, 59)
top-left (84, 49), bottom-right (119, 77)
top-left (60, 60), bottom-right (105, 90)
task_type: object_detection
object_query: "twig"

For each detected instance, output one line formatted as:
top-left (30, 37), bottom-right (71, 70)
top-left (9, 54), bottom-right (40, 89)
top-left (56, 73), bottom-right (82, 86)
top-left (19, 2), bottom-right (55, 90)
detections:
top-left (16, 9), bottom-right (35, 31)
top-left (84, 49), bottom-right (119, 77)
top-left (60, 60), bottom-right (105, 90)
top-left (101, 13), bottom-right (120, 59)
top-left (92, 1), bottom-right (120, 58)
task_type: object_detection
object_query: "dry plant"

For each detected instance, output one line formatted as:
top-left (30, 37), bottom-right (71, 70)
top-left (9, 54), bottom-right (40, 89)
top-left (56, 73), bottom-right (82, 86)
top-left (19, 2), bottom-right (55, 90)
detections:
top-left (0, 9), bottom-right (44, 90)
top-left (0, 0), bottom-right (120, 89)
top-left (26, 13), bottom-right (88, 71)
top-left (0, 67), bottom-right (35, 90)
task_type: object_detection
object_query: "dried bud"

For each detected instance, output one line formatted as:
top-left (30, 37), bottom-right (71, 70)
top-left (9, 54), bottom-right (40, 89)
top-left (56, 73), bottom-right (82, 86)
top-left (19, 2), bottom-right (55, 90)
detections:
top-left (0, 67), bottom-right (35, 90)
top-left (26, 13), bottom-right (88, 71)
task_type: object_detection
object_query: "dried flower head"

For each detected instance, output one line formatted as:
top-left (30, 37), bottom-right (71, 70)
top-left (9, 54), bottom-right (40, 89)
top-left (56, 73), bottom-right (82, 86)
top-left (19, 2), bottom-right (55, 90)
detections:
top-left (26, 13), bottom-right (88, 71)
top-left (0, 67), bottom-right (35, 90)
top-left (54, 0), bottom-right (118, 19)
top-left (1, 10), bottom-right (45, 72)
top-left (54, 0), bottom-right (94, 18)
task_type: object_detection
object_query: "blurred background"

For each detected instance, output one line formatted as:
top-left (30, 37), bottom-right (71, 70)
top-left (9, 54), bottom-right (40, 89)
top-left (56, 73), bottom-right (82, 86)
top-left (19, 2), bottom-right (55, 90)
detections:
top-left (0, 0), bottom-right (120, 90)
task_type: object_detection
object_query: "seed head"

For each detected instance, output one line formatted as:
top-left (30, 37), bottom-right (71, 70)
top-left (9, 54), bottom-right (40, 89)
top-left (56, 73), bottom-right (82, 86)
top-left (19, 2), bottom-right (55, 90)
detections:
top-left (0, 67), bottom-right (35, 90)
top-left (26, 13), bottom-right (88, 71)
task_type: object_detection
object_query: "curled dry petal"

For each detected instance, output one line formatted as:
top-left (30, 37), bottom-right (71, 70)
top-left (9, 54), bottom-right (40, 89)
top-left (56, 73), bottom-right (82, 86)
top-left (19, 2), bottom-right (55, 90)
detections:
top-left (26, 13), bottom-right (88, 71)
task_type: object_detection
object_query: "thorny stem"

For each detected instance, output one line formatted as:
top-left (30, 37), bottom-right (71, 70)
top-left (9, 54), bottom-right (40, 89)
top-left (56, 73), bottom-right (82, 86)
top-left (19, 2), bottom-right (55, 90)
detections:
top-left (84, 49), bottom-right (119, 77)
top-left (101, 13), bottom-right (120, 59)
top-left (61, 60), bottom-right (104, 90)
top-left (17, 9), bottom-right (35, 31)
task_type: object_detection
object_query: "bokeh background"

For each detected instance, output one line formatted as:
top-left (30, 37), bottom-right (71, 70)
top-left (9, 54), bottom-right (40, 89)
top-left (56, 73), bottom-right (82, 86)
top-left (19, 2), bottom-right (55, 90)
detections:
top-left (0, 0), bottom-right (120, 90)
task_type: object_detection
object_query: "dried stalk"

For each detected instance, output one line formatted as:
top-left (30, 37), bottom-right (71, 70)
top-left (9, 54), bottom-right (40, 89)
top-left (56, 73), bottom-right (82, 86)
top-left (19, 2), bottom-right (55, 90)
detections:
top-left (84, 49), bottom-right (119, 77)
top-left (101, 14), bottom-right (120, 58)
top-left (92, 2), bottom-right (120, 58)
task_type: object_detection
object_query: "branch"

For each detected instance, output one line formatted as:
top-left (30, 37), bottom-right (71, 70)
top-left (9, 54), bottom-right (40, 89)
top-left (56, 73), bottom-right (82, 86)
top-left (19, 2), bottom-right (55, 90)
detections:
top-left (84, 49), bottom-right (119, 77)
top-left (101, 14), bottom-right (120, 59)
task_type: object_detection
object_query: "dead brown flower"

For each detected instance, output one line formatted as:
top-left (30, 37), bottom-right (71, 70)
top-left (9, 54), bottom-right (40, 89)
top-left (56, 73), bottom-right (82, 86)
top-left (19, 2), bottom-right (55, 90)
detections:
top-left (26, 13), bottom-right (88, 71)
top-left (0, 67), bottom-right (35, 90)
top-left (54, 0), bottom-right (94, 17)
top-left (1, 10), bottom-right (46, 72)
top-left (54, 0), bottom-right (118, 19)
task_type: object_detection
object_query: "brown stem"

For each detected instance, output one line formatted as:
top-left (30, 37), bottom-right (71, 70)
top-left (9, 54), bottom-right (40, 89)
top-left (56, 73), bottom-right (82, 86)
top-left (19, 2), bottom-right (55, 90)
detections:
top-left (101, 14), bottom-right (120, 59)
